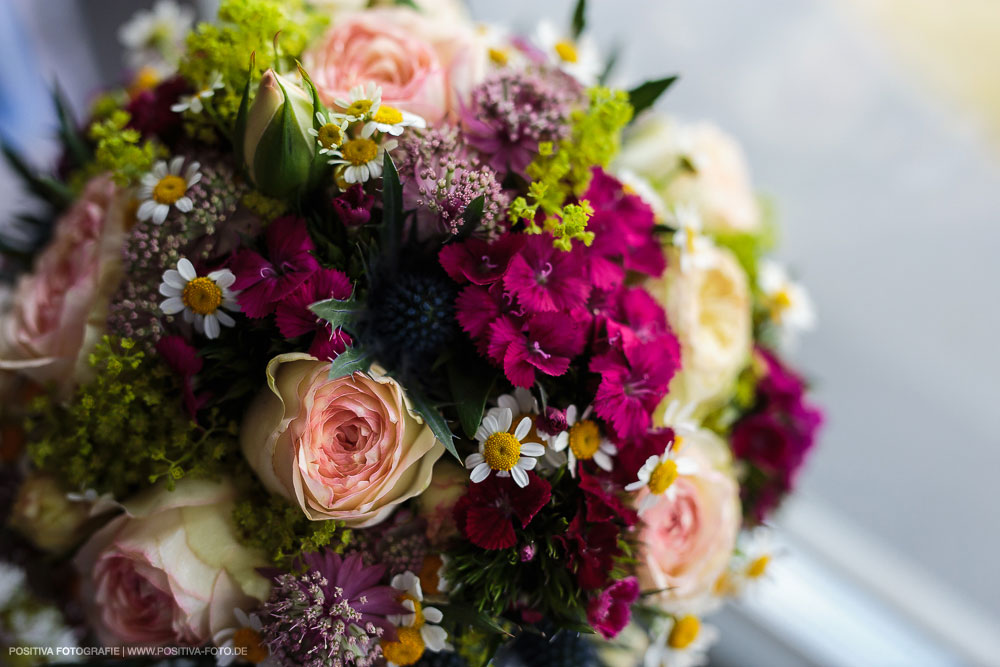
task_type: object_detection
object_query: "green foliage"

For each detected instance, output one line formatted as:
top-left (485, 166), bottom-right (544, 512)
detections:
top-left (26, 336), bottom-right (237, 499)
top-left (87, 111), bottom-right (164, 186)
top-left (232, 493), bottom-right (350, 566)
top-left (627, 76), bottom-right (678, 117)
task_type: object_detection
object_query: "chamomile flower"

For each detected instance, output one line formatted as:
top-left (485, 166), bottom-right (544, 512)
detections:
top-left (308, 112), bottom-right (349, 156)
top-left (138, 157), bottom-right (201, 224)
top-left (715, 528), bottom-right (778, 599)
top-left (626, 436), bottom-right (699, 514)
top-left (644, 615), bottom-right (719, 667)
top-left (758, 259), bottom-right (816, 345)
top-left (549, 405), bottom-right (616, 476)
top-left (670, 205), bottom-right (715, 273)
top-left (383, 571), bottom-right (450, 667)
top-left (361, 105), bottom-right (425, 138)
top-left (118, 0), bottom-right (193, 72)
top-left (159, 258), bottom-right (240, 339)
top-left (329, 136), bottom-right (397, 184)
top-left (213, 608), bottom-right (276, 666)
top-left (476, 23), bottom-right (528, 70)
top-left (533, 20), bottom-right (602, 85)
top-left (170, 71), bottom-right (224, 114)
top-left (333, 82), bottom-right (382, 121)
top-left (465, 407), bottom-right (545, 488)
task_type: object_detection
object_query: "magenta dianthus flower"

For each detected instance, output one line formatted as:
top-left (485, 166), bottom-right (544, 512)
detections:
top-left (274, 268), bottom-right (354, 360)
top-left (439, 233), bottom-right (525, 286)
top-left (504, 233), bottom-right (591, 313)
top-left (489, 312), bottom-right (585, 388)
top-left (230, 216), bottom-right (320, 318)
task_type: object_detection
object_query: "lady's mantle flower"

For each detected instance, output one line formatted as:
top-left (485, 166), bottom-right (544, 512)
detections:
top-left (159, 258), bottom-right (239, 339)
top-left (626, 437), bottom-right (699, 515)
top-left (464, 407), bottom-right (545, 488)
top-left (644, 615), bottom-right (719, 667)
top-left (213, 608), bottom-right (277, 666)
top-left (382, 571), bottom-right (450, 667)
top-left (533, 20), bottom-right (602, 85)
top-left (170, 71), bottom-right (224, 114)
top-left (138, 157), bottom-right (201, 224)
top-left (549, 405), bottom-right (616, 477)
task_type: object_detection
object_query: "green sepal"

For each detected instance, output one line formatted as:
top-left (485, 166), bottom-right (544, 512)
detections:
top-left (251, 75), bottom-right (314, 198)
top-left (407, 387), bottom-right (459, 461)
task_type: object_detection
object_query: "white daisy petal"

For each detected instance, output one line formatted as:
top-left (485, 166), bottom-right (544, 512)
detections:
top-left (513, 416), bottom-right (532, 440)
top-left (162, 269), bottom-right (186, 289)
top-left (422, 607), bottom-right (443, 624)
top-left (174, 197), bottom-right (193, 213)
top-left (496, 408), bottom-right (513, 433)
top-left (160, 297), bottom-right (184, 314)
top-left (470, 462), bottom-right (491, 483)
top-left (518, 456), bottom-right (537, 470)
top-left (158, 283), bottom-right (181, 297)
top-left (465, 453), bottom-right (485, 469)
top-left (177, 258), bottom-right (196, 280)
top-left (421, 624), bottom-right (449, 652)
top-left (510, 466), bottom-right (529, 488)
top-left (136, 199), bottom-right (158, 221)
top-left (215, 310), bottom-right (235, 328)
top-left (209, 270), bottom-right (235, 288)
top-left (204, 314), bottom-right (221, 339)
top-left (519, 442), bottom-right (545, 457)
top-left (152, 203), bottom-right (169, 224)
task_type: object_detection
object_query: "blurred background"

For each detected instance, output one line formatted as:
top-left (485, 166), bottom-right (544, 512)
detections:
top-left (1, 0), bottom-right (998, 665)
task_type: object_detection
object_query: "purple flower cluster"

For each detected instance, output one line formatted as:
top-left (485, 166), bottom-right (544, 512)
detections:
top-left (732, 347), bottom-right (824, 522)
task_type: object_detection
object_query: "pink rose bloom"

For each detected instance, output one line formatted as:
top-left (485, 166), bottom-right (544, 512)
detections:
top-left (303, 8), bottom-right (484, 123)
top-left (241, 354), bottom-right (445, 527)
top-left (0, 175), bottom-right (126, 394)
top-left (636, 432), bottom-right (740, 611)
top-left (73, 479), bottom-right (270, 647)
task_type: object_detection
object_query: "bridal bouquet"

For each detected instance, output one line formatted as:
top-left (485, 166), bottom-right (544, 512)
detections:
top-left (0, 1), bottom-right (823, 665)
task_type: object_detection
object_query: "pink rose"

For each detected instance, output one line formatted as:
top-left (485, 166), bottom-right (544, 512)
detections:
top-left (241, 354), bottom-right (445, 527)
top-left (304, 8), bottom-right (483, 123)
top-left (73, 479), bottom-right (270, 647)
top-left (636, 432), bottom-right (740, 611)
top-left (0, 175), bottom-right (126, 394)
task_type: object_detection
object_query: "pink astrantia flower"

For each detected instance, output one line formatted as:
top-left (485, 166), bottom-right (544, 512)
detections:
top-left (230, 216), bottom-right (320, 318)
top-left (591, 336), bottom-right (681, 440)
top-left (587, 577), bottom-right (640, 639)
top-left (439, 234), bottom-right (525, 285)
top-left (489, 312), bottom-right (585, 388)
top-left (274, 268), bottom-right (354, 361)
top-left (504, 234), bottom-right (591, 313)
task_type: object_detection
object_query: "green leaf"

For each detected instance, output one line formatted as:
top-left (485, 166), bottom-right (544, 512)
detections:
top-left (309, 294), bottom-right (361, 331)
top-left (327, 346), bottom-right (373, 380)
top-left (380, 151), bottom-right (403, 263)
top-left (448, 359), bottom-right (497, 439)
top-left (1, 141), bottom-right (73, 209)
top-left (395, 0), bottom-right (420, 7)
top-left (233, 53), bottom-right (255, 173)
top-left (456, 194), bottom-right (485, 240)
top-left (571, 0), bottom-right (587, 39)
top-left (51, 82), bottom-right (91, 168)
top-left (407, 387), bottom-right (459, 461)
top-left (627, 75), bottom-right (679, 117)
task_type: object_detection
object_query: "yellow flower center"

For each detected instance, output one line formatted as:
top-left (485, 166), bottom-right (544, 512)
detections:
top-left (381, 626), bottom-right (425, 665)
top-left (672, 435), bottom-right (685, 453)
top-left (769, 289), bottom-right (792, 321)
top-left (713, 571), bottom-right (734, 597)
top-left (181, 276), bottom-right (223, 315)
top-left (373, 105), bottom-right (404, 125)
top-left (489, 47), bottom-right (510, 65)
top-left (317, 123), bottom-right (344, 149)
top-left (397, 593), bottom-right (425, 629)
top-left (129, 65), bottom-right (161, 96)
top-left (483, 431), bottom-right (522, 471)
top-left (232, 627), bottom-right (269, 664)
top-left (648, 459), bottom-right (679, 495)
top-left (344, 99), bottom-right (373, 117)
top-left (668, 615), bottom-right (701, 649)
top-left (554, 39), bottom-right (579, 63)
top-left (152, 174), bottom-right (188, 205)
top-left (746, 554), bottom-right (771, 579)
top-left (568, 420), bottom-right (601, 460)
top-left (683, 226), bottom-right (698, 255)
top-left (341, 138), bottom-right (379, 166)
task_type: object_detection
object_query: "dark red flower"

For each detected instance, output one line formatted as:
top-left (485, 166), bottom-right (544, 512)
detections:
top-left (578, 469), bottom-right (637, 527)
top-left (155, 335), bottom-right (204, 418)
top-left (439, 234), bottom-right (525, 285)
top-left (556, 511), bottom-right (623, 590)
top-left (587, 577), bottom-right (640, 639)
top-left (331, 184), bottom-right (376, 227)
top-left (274, 268), bottom-right (354, 360)
top-left (230, 216), bottom-right (320, 318)
top-left (504, 234), bottom-right (591, 313)
top-left (453, 472), bottom-right (551, 550)
top-left (488, 312), bottom-right (585, 388)
top-left (126, 76), bottom-right (189, 140)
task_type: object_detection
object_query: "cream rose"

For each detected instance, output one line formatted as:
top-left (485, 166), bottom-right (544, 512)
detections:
top-left (649, 245), bottom-right (752, 417)
top-left (241, 354), bottom-right (444, 527)
top-left (635, 430), bottom-right (740, 612)
top-left (73, 479), bottom-right (269, 647)
top-left (415, 459), bottom-right (469, 545)
top-left (617, 113), bottom-right (761, 235)
top-left (0, 175), bottom-right (126, 396)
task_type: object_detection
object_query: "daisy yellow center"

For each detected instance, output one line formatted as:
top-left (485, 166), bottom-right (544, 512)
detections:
top-left (373, 105), bottom-right (404, 125)
top-left (684, 226), bottom-right (697, 254)
top-left (489, 47), bottom-right (510, 65)
top-left (381, 626), bottom-right (425, 665)
top-left (648, 459), bottom-right (679, 495)
top-left (181, 277), bottom-right (223, 315)
top-left (746, 554), bottom-right (771, 579)
top-left (713, 571), bottom-right (734, 596)
top-left (232, 627), bottom-right (269, 664)
top-left (397, 593), bottom-right (425, 629)
top-left (345, 99), bottom-right (373, 116)
top-left (317, 123), bottom-right (344, 149)
top-left (483, 431), bottom-right (522, 471)
top-left (568, 420), bottom-right (601, 460)
top-left (342, 138), bottom-right (379, 166)
top-left (152, 174), bottom-right (188, 205)
top-left (554, 39), bottom-right (579, 63)
top-left (668, 615), bottom-right (701, 650)
top-left (770, 289), bottom-right (792, 321)
top-left (130, 65), bottom-right (161, 95)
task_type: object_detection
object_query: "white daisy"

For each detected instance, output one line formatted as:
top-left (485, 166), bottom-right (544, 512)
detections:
top-left (138, 157), bottom-right (202, 224)
top-left (329, 136), bottom-right (397, 184)
top-left (384, 571), bottom-right (451, 667)
top-left (626, 436), bottom-right (699, 514)
top-left (644, 615), bottom-right (719, 667)
top-left (213, 608), bottom-right (277, 666)
top-left (533, 20), bottom-right (602, 85)
top-left (758, 259), bottom-right (816, 346)
top-left (670, 205), bottom-right (715, 273)
top-left (476, 23), bottom-right (529, 70)
top-left (333, 82), bottom-right (382, 121)
top-left (548, 405), bottom-right (616, 477)
top-left (308, 112), bottom-right (349, 156)
top-left (118, 0), bottom-right (193, 72)
top-left (171, 71), bottom-right (225, 114)
top-left (361, 105), bottom-right (425, 138)
top-left (464, 408), bottom-right (545, 488)
top-left (159, 258), bottom-right (240, 339)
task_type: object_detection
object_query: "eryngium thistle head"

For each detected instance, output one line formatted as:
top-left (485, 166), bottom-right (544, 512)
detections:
top-left (368, 273), bottom-right (456, 370)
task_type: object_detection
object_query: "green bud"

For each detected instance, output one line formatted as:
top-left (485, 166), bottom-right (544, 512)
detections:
top-left (237, 68), bottom-right (317, 199)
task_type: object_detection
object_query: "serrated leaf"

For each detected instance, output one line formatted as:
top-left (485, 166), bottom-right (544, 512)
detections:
top-left (571, 0), bottom-right (587, 39)
top-left (309, 294), bottom-right (360, 331)
top-left (327, 346), bottom-right (372, 380)
top-left (448, 359), bottom-right (497, 439)
top-left (456, 194), bottom-right (485, 240)
top-left (407, 387), bottom-right (459, 461)
top-left (627, 75), bottom-right (679, 117)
